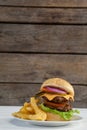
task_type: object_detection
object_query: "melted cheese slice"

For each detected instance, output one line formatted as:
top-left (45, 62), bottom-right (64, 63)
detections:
top-left (41, 93), bottom-right (74, 101)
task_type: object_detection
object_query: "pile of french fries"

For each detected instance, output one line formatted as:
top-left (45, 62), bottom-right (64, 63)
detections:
top-left (12, 97), bottom-right (47, 121)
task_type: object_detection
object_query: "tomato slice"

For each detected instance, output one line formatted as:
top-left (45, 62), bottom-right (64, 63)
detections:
top-left (44, 100), bottom-right (66, 108)
top-left (42, 87), bottom-right (52, 93)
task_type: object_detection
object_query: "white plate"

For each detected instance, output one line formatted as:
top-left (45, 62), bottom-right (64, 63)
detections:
top-left (13, 115), bottom-right (82, 127)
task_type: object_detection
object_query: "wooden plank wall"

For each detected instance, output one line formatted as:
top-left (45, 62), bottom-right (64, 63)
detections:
top-left (0, 0), bottom-right (87, 107)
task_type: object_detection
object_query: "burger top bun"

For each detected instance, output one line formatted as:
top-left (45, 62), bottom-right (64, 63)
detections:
top-left (40, 78), bottom-right (74, 97)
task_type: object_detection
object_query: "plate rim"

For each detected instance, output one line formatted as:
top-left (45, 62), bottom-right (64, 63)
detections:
top-left (12, 115), bottom-right (83, 126)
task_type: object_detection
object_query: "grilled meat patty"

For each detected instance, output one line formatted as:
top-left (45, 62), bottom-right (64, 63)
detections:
top-left (42, 96), bottom-right (73, 112)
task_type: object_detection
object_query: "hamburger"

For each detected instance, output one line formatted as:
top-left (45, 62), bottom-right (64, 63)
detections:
top-left (35, 78), bottom-right (79, 121)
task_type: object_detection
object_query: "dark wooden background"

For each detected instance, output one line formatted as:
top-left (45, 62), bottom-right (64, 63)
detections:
top-left (0, 0), bottom-right (87, 107)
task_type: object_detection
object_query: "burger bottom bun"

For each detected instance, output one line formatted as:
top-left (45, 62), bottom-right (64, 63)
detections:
top-left (46, 112), bottom-right (69, 121)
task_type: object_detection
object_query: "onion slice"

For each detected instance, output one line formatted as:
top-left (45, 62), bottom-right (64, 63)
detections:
top-left (45, 86), bottom-right (66, 94)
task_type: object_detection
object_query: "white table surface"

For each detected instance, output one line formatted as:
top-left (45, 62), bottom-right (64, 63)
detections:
top-left (0, 106), bottom-right (87, 130)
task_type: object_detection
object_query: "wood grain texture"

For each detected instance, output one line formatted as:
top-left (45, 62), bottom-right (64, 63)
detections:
top-left (74, 85), bottom-right (87, 108)
top-left (0, 83), bottom-right (86, 107)
top-left (0, 53), bottom-right (87, 84)
top-left (0, 24), bottom-right (87, 53)
top-left (0, 84), bottom-right (40, 105)
top-left (0, 7), bottom-right (87, 24)
top-left (0, 0), bottom-right (87, 107)
top-left (0, 0), bottom-right (87, 7)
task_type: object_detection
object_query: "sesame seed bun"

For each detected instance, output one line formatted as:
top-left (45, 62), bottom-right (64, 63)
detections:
top-left (40, 78), bottom-right (74, 97)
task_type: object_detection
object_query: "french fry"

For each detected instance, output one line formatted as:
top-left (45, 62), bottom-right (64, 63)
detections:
top-left (19, 102), bottom-right (34, 114)
top-left (12, 97), bottom-right (47, 121)
top-left (12, 112), bottom-right (30, 119)
top-left (24, 102), bottom-right (35, 114)
top-left (28, 97), bottom-right (47, 121)
top-left (20, 106), bottom-right (29, 114)
top-left (12, 102), bottom-right (34, 119)
top-left (26, 106), bottom-right (34, 113)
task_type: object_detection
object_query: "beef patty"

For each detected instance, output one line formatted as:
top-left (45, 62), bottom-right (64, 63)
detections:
top-left (42, 96), bottom-right (73, 112)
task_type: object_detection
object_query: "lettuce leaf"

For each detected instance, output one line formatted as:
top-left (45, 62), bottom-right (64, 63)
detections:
top-left (40, 104), bottom-right (80, 120)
